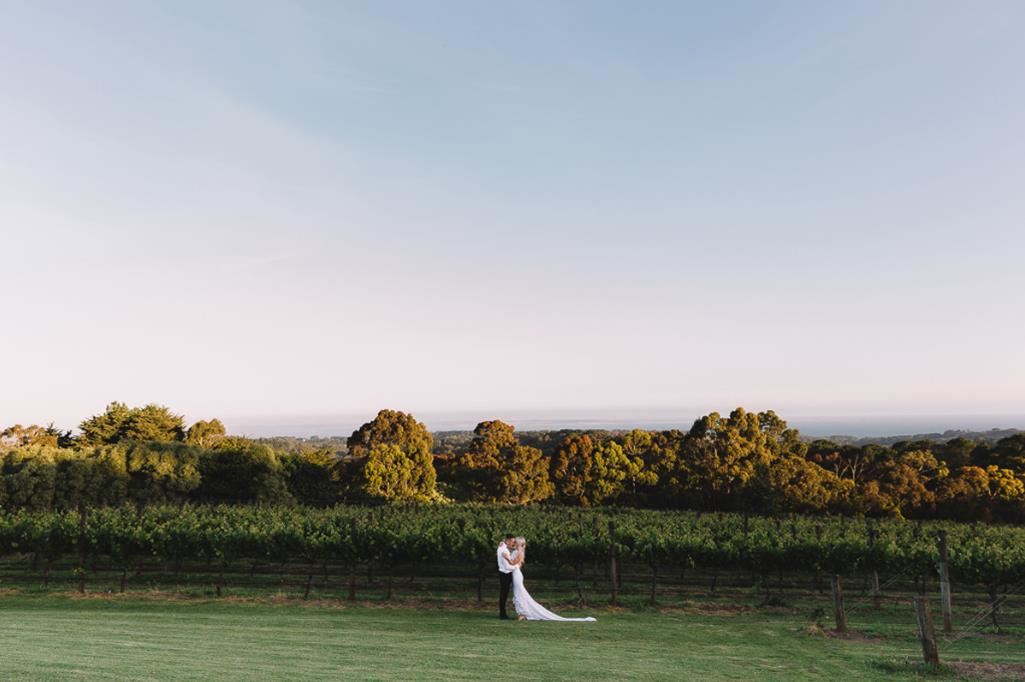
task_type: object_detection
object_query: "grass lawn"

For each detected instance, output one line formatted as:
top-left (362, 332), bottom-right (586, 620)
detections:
top-left (1, 592), bottom-right (1023, 680)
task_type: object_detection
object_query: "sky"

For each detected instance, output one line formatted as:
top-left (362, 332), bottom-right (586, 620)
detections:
top-left (2, 1), bottom-right (1024, 435)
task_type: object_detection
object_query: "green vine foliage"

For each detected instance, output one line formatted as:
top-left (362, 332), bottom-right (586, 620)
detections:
top-left (0, 505), bottom-right (1022, 588)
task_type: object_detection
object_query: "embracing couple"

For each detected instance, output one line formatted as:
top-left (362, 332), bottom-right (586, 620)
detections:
top-left (497, 534), bottom-right (596, 622)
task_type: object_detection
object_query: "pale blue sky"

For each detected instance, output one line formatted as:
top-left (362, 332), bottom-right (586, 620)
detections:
top-left (2, 1), bottom-right (1024, 432)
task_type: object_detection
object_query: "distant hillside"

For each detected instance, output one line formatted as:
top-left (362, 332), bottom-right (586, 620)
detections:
top-left (259, 426), bottom-right (1025, 456)
top-left (437, 427), bottom-right (1025, 449)
top-left (808, 428), bottom-right (1024, 446)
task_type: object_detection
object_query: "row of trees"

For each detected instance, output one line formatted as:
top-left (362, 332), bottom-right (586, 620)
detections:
top-left (0, 441), bottom-right (322, 510)
top-left (441, 410), bottom-right (1025, 522)
top-left (3, 404), bottom-right (1025, 520)
top-left (1, 403), bottom-right (226, 450)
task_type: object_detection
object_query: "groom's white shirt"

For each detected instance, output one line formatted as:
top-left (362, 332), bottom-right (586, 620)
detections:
top-left (497, 542), bottom-right (514, 573)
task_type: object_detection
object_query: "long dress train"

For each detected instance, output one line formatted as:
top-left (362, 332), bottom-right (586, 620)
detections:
top-left (512, 566), bottom-right (596, 622)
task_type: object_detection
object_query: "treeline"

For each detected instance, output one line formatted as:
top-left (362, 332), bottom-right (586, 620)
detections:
top-left (435, 413), bottom-right (1025, 522)
top-left (2, 404), bottom-right (1025, 521)
top-left (823, 428), bottom-right (1023, 448)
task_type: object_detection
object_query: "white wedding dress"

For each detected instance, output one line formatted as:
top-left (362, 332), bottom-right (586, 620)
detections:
top-left (511, 554), bottom-right (596, 622)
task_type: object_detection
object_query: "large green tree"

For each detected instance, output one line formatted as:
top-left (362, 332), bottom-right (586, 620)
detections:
top-left (78, 402), bottom-right (186, 445)
top-left (615, 429), bottom-right (665, 504)
top-left (805, 441), bottom-right (885, 486)
top-left (0, 447), bottom-right (57, 511)
top-left (347, 410), bottom-right (437, 502)
top-left (749, 455), bottom-right (852, 514)
top-left (77, 402), bottom-right (132, 445)
top-left (197, 438), bottom-right (292, 505)
top-left (0, 424), bottom-right (70, 450)
top-left (990, 435), bottom-right (1025, 472)
top-left (677, 408), bottom-right (773, 509)
top-left (361, 443), bottom-right (437, 502)
top-left (551, 433), bottom-right (630, 506)
top-left (186, 419), bottom-right (227, 448)
top-left (280, 449), bottom-right (342, 507)
top-left (347, 410), bottom-right (433, 459)
top-left (122, 441), bottom-right (203, 508)
top-left (456, 420), bottom-right (553, 504)
top-left (53, 447), bottom-right (129, 509)
top-left (860, 448), bottom-right (948, 518)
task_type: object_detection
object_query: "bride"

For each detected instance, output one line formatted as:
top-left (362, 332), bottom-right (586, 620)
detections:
top-left (509, 537), bottom-right (596, 622)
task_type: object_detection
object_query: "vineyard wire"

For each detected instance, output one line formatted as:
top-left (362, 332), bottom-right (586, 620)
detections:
top-left (842, 567), bottom-right (918, 619)
top-left (940, 577), bottom-right (1025, 645)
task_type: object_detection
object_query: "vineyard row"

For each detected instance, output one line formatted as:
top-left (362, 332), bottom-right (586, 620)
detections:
top-left (2, 505), bottom-right (1023, 590)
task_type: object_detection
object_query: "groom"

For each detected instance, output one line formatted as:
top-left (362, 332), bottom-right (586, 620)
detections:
top-left (497, 534), bottom-right (516, 619)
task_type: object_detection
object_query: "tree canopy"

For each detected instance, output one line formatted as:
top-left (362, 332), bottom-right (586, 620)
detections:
top-left (454, 420), bottom-right (553, 504)
top-left (1, 403), bottom-right (1024, 521)
top-left (347, 410), bottom-right (437, 502)
top-left (78, 402), bottom-right (186, 445)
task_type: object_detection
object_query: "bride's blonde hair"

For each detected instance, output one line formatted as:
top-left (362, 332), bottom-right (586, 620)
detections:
top-left (515, 537), bottom-right (527, 565)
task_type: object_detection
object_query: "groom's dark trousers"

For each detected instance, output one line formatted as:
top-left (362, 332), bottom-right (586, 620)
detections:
top-left (498, 570), bottom-right (513, 618)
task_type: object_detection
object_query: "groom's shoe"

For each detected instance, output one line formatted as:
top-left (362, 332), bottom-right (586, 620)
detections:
top-left (499, 614), bottom-right (510, 620)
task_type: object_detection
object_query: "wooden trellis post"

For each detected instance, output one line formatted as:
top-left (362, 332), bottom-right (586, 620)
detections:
top-left (831, 574), bottom-right (847, 633)
top-left (867, 523), bottom-right (881, 609)
top-left (77, 503), bottom-right (88, 594)
top-left (608, 520), bottom-right (619, 605)
top-left (348, 517), bottom-right (357, 601)
top-left (936, 531), bottom-right (953, 633)
top-left (914, 597), bottom-right (940, 665)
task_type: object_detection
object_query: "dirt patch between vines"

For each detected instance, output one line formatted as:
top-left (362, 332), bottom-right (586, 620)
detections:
top-left (660, 603), bottom-right (754, 616)
top-left (949, 662), bottom-right (1025, 681)
top-left (804, 623), bottom-right (881, 642)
